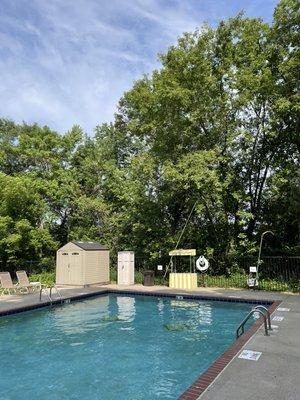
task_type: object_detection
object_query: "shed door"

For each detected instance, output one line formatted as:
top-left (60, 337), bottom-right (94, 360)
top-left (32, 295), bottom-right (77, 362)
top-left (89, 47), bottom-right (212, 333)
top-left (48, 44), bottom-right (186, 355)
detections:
top-left (69, 251), bottom-right (83, 284)
top-left (59, 252), bottom-right (70, 283)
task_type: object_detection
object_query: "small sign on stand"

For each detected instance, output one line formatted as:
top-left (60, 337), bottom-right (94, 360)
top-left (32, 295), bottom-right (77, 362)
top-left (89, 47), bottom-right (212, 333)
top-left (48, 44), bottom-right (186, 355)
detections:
top-left (247, 266), bottom-right (258, 288)
top-left (157, 265), bottom-right (164, 285)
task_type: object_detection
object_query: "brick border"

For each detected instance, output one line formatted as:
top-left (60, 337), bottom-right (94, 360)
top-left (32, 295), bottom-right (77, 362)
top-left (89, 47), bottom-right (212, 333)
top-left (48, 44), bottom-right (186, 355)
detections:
top-left (178, 300), bottom-right (281, 400)
top-left (0, 288), bottom-right (281, 400)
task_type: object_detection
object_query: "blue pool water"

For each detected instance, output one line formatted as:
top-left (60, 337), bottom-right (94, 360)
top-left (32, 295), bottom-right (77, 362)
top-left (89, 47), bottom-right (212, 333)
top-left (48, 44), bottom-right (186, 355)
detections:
top-left (0, 294), bottom-right (255, 400)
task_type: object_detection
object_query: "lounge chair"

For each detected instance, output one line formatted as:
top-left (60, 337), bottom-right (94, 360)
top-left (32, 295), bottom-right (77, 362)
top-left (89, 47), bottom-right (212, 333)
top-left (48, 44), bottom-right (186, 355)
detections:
top-left (16, 270), bottom-right (42, 293)
top-left (0, 272), bottom-right (26, 295)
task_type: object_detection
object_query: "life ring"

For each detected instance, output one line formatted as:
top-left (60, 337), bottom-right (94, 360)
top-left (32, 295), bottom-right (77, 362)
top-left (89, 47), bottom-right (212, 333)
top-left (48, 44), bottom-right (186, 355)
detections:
top-left (196, 256), bottom-right (209, 272)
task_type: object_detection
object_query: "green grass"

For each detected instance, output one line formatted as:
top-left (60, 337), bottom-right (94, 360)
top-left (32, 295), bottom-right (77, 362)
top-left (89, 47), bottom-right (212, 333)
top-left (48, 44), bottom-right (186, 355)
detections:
top-left (198, 273), bottom-right (300, 292)
top-left (198, 274), bottom-right (248, 289)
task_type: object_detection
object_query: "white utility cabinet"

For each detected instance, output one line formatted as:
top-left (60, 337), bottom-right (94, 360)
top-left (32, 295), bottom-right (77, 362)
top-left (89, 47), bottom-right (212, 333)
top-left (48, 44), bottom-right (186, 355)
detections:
top-left (118, 251), bottom-right (134, 285)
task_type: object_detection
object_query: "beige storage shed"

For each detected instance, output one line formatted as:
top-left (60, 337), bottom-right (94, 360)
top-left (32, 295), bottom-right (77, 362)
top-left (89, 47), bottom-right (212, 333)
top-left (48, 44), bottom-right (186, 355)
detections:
top-left (56, 241), bottom-right (109, 286)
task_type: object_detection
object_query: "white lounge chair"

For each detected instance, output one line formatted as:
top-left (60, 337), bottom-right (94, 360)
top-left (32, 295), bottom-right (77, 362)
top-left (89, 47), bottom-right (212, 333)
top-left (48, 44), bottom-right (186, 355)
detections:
top-left (16, 270), bottom-right (42, 293)
top-left (0, 272), bottom-right (26, 295)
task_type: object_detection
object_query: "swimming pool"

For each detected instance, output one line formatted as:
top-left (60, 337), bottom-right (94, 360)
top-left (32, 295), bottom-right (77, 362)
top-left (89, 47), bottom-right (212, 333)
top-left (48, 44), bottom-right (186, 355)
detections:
top-left (0, 293), bottom-right (257, 399)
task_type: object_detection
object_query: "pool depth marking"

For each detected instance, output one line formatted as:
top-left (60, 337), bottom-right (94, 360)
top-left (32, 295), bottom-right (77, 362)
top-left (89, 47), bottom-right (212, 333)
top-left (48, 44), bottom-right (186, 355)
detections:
top-left (238, 350), bottom-right (262, 361)
top-left (272, 316), bottom-right (284, 322)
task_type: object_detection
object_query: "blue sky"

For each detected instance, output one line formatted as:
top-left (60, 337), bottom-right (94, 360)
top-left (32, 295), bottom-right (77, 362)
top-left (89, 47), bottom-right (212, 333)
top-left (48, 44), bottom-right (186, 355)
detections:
top-left (0, 0), bottom-right (278, 135)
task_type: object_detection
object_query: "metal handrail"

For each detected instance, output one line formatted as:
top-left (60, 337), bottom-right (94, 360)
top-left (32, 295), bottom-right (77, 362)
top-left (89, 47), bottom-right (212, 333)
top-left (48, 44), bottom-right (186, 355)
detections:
top-left (50, 285), bottom-right (63, 303)
top-left (236, 308), bottom-right (269, 339)
top-left (39, 285), bottom-right (63, 305)
top-left (253, 305), bottom-right (272, 330)
top-left (39, 286), bottom-right (52, 305)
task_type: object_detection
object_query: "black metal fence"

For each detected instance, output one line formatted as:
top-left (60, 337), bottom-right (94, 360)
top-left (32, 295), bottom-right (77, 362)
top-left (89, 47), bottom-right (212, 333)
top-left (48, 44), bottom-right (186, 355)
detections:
top-left (134, 256), bottom-right (300, 293)
top-left (1, 256), bottom-right (300, 292)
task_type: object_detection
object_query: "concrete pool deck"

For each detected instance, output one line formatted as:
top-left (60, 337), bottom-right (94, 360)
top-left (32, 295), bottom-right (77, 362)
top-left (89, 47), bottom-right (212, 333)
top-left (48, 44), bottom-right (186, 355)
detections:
top-left (0, 284), bottom-right (299, 400)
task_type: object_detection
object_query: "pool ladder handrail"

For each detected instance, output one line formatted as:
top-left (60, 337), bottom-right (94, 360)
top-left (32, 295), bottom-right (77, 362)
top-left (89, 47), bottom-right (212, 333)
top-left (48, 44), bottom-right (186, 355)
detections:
top-left (236, 306), bottom-right (272, 339)
top-left (39, 286), bottom-right (52, 304)
top-left (39, 285), bottom-right (63, 305)
top-left (49, 285), bottom-right (63, 303)
top-left (253, 305), bottom-right (272, 331)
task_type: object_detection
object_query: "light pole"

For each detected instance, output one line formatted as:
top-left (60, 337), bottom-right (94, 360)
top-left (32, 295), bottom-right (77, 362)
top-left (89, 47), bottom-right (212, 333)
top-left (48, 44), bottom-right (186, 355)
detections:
top-left (256, 230), bottom-right (274, 280)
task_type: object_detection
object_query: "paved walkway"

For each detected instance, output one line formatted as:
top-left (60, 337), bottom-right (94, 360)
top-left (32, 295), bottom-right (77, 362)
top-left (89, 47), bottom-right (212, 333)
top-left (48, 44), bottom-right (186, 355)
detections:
top-left (0, 284), bottom-right (299, 400)
top-left (0, 285), bottom-right (108, 313)
top-left (197, 293), bottom-right (300, 400)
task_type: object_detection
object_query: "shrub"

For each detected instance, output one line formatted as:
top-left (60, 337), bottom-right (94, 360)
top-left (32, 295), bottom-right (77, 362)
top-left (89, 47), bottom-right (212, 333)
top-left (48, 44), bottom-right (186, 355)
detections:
top-left (29, 271), bottom-right (55, 287)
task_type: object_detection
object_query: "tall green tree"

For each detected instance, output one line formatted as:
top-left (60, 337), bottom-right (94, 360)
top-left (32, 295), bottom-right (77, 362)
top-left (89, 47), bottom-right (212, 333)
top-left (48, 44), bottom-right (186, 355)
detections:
top-left (0, 0), bottom-right (298, 271)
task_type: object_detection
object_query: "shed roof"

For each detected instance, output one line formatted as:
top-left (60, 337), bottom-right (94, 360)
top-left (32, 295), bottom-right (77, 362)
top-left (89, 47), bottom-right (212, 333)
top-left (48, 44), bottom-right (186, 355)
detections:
top-left (72, 241), bottom-right (108, 251)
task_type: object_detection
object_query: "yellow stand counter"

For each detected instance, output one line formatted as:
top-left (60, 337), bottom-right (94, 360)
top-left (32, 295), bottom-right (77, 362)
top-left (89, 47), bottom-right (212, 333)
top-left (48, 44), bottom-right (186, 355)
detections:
top-left (169, 273), bottom-right (198, 290)
top-left (168, 249), bottom-right (198, 290)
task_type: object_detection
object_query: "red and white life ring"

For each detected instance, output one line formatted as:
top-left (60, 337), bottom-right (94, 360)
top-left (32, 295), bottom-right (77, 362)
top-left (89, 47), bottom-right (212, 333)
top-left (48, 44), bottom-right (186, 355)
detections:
top-left (196, 256), bottom-right (209, 272)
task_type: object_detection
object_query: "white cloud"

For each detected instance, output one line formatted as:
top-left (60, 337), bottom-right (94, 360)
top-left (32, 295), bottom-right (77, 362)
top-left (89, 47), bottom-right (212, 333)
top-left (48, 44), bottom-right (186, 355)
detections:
top-left (0, 0), bottom-right (276, 135)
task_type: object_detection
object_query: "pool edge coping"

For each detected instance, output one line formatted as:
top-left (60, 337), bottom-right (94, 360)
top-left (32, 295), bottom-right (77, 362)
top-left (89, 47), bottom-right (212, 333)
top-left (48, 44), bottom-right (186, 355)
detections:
top-left (0, 288), bottom-right (281, 400)
top-left (0, 288), bottom-right (276, 317)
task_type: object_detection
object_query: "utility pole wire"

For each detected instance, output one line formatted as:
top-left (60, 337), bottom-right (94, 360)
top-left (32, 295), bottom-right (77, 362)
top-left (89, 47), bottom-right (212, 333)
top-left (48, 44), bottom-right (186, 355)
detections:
top-left (174, 199), bottom-right (198, 251)
top-left (164, 199), bottom-right (198, 278)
